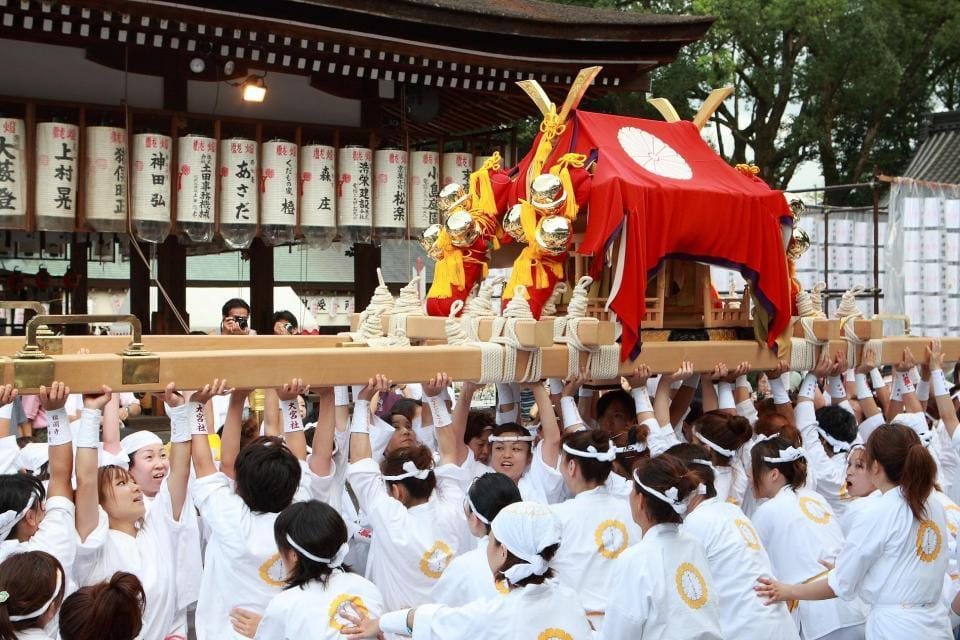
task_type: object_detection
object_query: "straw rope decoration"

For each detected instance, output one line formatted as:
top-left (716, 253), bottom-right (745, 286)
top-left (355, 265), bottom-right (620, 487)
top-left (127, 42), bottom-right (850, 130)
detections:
top-left (557, 276), bottom-right (620, 380)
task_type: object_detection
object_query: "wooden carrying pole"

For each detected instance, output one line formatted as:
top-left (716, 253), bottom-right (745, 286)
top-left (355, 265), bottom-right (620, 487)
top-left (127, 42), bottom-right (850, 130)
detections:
top-left (4, 338), bottom-right (958, 394)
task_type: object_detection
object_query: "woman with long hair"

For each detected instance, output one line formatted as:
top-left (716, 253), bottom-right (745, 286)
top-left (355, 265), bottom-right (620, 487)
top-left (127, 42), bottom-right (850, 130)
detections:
top-left (757, 424), bottom-right (953, 639)
top-left (0, 551), bottom-right (64, 639)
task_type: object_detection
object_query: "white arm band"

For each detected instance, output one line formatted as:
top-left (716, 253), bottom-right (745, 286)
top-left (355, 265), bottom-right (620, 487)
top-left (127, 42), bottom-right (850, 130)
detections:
top-left (334, 385), bottom-right (350, 407)
top-left (548, 378), bottom-right (564, 395)
top-left (379, 609), bottom-right (412, 635)
top-left (350, 399), bottom-right (371, 434)
top-left (496, 406), bottom-right (519, 425)
top-left (896, 371), bottom-right (915, 395)
top-left (717, 381), bottom-right (736, 410)
top-left (631, 386), bottom-right (653, 414)
top-left (166, 402), bottom-right (192, 444)
top-left (350, 384), bottom-right (365, 403)
top-left (798, 373), bottom-right (818, 401)
top-left (768, 376), bottom-right (791, 405)
top-left (855, 373), bottom-right (873, 400)
top-left (735, 375), bottom-right (752, 391)
top-left (496, 383), bottom-right (516, 406)
top-left (280, 398), bottom-right (304, 433)
top-left (425, 394), bottom-right (452, 428)
top-left (932, 369), bottom-right (949, 398)
top-left (560, 396), bottom-right (583, 429)
top-left (578, 387), bottom-right (594, 398)
top-left (916, 380), bottom-right (930, 403)
top-left (827, 375), bottom-right (846, 400)
top-left (45, 408), bottom-right (71, 447)
top-left (75, 408), bottom-right (102, 449)
top-left (870, 368), bottom-right (886, 390)
top-left (188, 402), bottom-right (209, 436)
top-left (845, 368), bottom-right (856, 382)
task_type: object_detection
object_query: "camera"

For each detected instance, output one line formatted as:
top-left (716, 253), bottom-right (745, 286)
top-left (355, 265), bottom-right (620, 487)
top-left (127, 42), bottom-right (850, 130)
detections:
top-left (233, 316), bottom-right (248, 330)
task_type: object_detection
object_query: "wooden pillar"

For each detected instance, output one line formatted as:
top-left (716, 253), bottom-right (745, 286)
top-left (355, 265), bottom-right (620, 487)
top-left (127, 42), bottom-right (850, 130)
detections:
top-left (66, 239), bottom-right (88, 335)
top-left (353, 243), bottom-right (381, 312)
top-left (129, 241), bottom-right (151, 333)
top-left (153, 236), bottom-right (189, 334)
top-left (249, 238), bottom-right (273, 335)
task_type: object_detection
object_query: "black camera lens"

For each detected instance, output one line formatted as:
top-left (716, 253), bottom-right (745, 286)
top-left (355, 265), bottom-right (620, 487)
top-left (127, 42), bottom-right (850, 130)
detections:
top-left (234, 316), bottom-right (248, 329)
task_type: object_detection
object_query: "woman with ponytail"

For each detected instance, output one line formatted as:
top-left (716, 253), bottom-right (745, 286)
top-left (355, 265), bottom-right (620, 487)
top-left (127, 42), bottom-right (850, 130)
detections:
top-left (599, 454), bottom-right (722, 639)
top-left (58, 572), bottom-right (144, 640)
top-left (228, 500), bottom-right (385, 639)
top-left (690, 411), bottom-right (753, 506)
top-left (0, 551), bottom-right (64, 639)
top-left (757, 424), bottom-right (953, 639)
top-left (750, 437), bottom-right (866, 639)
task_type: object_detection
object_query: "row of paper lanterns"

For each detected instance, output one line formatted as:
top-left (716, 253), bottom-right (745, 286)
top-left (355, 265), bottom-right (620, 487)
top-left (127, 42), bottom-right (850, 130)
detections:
top-left (0, 117), bottom-right (494, 248)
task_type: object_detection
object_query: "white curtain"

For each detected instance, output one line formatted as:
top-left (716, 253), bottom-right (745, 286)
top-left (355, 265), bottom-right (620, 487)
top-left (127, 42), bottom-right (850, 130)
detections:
top-left (886, 181), bottom-right (960, 337)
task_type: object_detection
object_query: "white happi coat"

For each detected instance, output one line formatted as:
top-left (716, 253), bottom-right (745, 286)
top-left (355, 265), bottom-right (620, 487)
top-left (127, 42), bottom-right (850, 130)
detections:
top-left (599, 523), bottom-right (722, 639)
top-left (752, 486), bottom-right (866, 639)
top-left (412, 579), bottom-right (593, 639)
top-left (828, 488), bottom-right (953, 640)
top-left (682, 497), bottom-right (799, 639)
top-left (549, 485), bottom-right (641, 619)
top-left (430, 536), bottom-right (503, 606)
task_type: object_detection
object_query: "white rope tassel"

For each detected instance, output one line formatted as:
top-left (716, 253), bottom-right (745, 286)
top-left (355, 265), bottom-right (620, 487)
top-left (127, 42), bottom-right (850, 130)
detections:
top-left (488, 287), bottom-right (542, 383)
top-left (557, 277), bottom-right (615, 380)
top-left (502, 286), bottom-right (535, 320)
top-left (790, 316), bottom-right (826, 371)
top-left (796, 288), bottom-right (817, 318)
top-left (809, 282), bottom-right (826, 318)
top-left (541, 282), bottom-right (568, 317)
top-left (445, 300), bottom-right (471, 345)
top-left (834, 284), bottom-right (865, 320)
top-left (464, 276), bottom-right (504, 318)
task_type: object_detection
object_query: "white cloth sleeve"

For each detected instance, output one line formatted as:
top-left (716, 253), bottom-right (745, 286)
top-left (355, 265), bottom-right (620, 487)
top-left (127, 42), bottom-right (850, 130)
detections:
top-left (827, 506), bottom-right (885, 601)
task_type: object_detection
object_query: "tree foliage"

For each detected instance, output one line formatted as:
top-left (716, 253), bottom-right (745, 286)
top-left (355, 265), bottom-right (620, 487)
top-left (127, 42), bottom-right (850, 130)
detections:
top-left (549, 0), bottom-right (960, 204)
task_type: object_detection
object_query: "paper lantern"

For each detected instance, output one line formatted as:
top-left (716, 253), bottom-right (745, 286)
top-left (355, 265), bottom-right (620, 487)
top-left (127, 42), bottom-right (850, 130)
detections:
top-left (176, 134), bottom-right (216, 243)
top-left (409, 151), bottom-right (439, 236)
top-left (337, 145), bottom-right (372, 244)
top-left (441, 152), bottom-right (473, 189)
top-left (0, 118), bottom-right (27, 230)
top-left (219, 138), bottom-right (258, 249)
top-left (131, 133), bottom-right (172, 243)
top-left (373, 148), bottom-right (407, 242)
top-left (84, 126), bottom-right (127, 233)
top-left (260, 139), bottom-right (298, 245)
top-left (299, 144), bottom-right (337, 248)
top-left (35, 122), bottom-right (79, 232)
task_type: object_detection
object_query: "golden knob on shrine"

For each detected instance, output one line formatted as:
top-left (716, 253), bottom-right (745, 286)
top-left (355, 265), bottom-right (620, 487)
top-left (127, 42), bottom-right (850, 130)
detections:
top-left (789, 198), bottom-right (806, 223)
top-left (535, 215), bottom-right (572, 255)
top-left (530, 173), bottom-right (567, 216)
top-left (787, 226), bottom-right (811, 260)
top-left (419, 223), bottom-right (444, 259)
top-left (444, 208), bottom-right (481, 247)
top-left (437, 183), bottom-right (469, 217)
top-left (502, 204), bottom-right (526, 243)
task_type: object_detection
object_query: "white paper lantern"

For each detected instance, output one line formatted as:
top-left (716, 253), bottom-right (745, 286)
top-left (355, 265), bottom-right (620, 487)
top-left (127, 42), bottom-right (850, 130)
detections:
top-left (35, 122), bottom-right (79, 232)
top-left (219, 138), bottom-right (258, 249)
top-left (441, 152), bottom-right (473, 188)
top-left (373, 148), bottom-right (407, 242)
top-left (299, 144), bottom-right (337, 247)
top-left (0, 118), bottom-right (27, 230)
top-left (131, 133), bottom-right (172, 243)
top-left (260, 139), bottom-right (298, 245)
top-left (409, 151), bottom-right (439, 234)
top-left (84, 126), bottom-right (127, 232)
top-left (337, 146), bottom-right (372, 243)
top-left (176, 134), bottom-right (216, 243)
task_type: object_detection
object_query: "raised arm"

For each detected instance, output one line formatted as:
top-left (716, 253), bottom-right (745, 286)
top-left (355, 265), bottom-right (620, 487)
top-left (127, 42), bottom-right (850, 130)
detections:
top-left (854, 348), bottom-right (883, 420)
top-left (928, 340), bottom-right (959, 438)
top-left (75, 386), bottom-right (112, 542)
top-left (529, 380), bottom-right (561, 468)
top-left (423, 373), bottom-right (460, 466)
top-left (765, 361), bottom-right (796, 426)
top-left (626, 365), bottom-right (654, 425)
top-left (669, 372), bottom-right (700, 428)
top-left (190, 379), bottom-right (231, 479)
top-left (650, 364), bottom-right (690, 456)
top-left (218, 388), bottom-right (250, 479)
top-left (101, 394), bottom-right (122, 456)
top-left (309, 387), bottom-right (336, 477)
top-left (559, 373), bottom-right (587, 432)
top-left (349, 375), bottom-right (390, 464)
top-left (893, 349), bottom-right (923, 415)
top-left (162, 383), bottom-right (192, 522)
top-left (277, 378), bottom-right (310, 460)
top-left (39, 383), bottom-right (72, 503)
top-left (262, 388), bottom-right (281, 438)
top-left (0, 385), bottom-right (15, 437)
top-left (701, 364), bottom-right (726, 413)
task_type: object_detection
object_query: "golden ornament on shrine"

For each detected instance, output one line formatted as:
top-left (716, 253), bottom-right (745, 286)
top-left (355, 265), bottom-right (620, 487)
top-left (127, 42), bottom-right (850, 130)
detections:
top-left (419, 223), bottom-right (444, 259)
top-left (437, 183), bottom-right (469, 217)
top-left (503, 204), bottom-right (526, 243)
top-left (529, 173), bottom-right (567, 216)
top-left (787, 226), bottom-right (811, 260)
top-left (789, 198), bottom-right (806, 223)
top-left (444, 208), bottom-right (480, 247)
top-left (535, 215), bottom-right (572, 255)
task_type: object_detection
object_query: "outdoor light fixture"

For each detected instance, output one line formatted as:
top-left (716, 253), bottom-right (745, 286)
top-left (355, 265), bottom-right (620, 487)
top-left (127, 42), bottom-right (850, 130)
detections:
top-left (241, 75), bottom-right (267, 102)
top-left (189, 57), bottom-right (206, 73)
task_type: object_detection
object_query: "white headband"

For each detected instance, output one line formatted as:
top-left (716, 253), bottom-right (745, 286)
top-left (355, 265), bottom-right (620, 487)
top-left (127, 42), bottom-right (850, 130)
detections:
top-left (562, 441), bottom-right (616, 463)
top-left (693, 430), bottom-right (736, 458)
top-left (465, 493), bottom-right (490, 525)
top-left (754, 432), bottom-right (780, 443)
top-left (488, 434), bottom-right (536, 443)
top-left (632, 470), bottom-right (705, 515)
top-left (120, 430), bottom-right (164, 456)
top-left (0, 494), bottom-right (37, 541)
top-left (690, 458), bottom-right (716, 471)
top-left (285, 536), bottom-right (349, 568)
top-left (7, 568), bottom-right (62, 622)
top-left (816, 427), bottom-right (852, 453)
top-left (382, 460), bottom-right (431, 481)
top-left (613, 442), bottom-right (647, 455)
top-left (762, 446), bottom-right (806, 464)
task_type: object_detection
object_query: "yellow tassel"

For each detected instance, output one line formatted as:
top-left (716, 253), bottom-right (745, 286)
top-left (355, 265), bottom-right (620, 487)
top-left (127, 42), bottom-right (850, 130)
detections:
top-left (426, 228), bottom-right (466, 299)
top-left (469, 151), bottom-right (502, 217)
top-left (529, 104), bottom-right (566, 183)
top-left (549, 153), bottom-right (587, 220)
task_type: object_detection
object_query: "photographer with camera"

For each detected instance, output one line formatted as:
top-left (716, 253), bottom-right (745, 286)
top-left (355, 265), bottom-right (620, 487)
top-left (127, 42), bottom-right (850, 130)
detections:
top-left (218, 298), bottom-right (257, 336)
top-left (272, 310), bottom-right (300, 336)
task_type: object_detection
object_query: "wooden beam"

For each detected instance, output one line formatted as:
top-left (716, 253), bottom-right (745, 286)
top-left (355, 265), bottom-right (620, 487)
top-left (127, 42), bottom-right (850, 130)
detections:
top-left (0, 334), bottom-right (348, 357)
